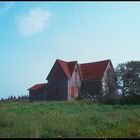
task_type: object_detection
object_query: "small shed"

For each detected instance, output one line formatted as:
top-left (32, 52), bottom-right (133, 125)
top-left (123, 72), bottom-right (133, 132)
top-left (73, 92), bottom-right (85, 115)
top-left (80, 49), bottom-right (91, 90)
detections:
top-left (28, 83), bottom-right (48, 101)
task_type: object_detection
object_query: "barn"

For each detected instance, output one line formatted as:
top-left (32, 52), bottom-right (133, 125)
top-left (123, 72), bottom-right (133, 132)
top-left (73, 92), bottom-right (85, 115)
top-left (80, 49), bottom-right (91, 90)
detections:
top-left (28, 83), bottom-right (48, 101)
top-left (28, 59), bottom-right (116, 101)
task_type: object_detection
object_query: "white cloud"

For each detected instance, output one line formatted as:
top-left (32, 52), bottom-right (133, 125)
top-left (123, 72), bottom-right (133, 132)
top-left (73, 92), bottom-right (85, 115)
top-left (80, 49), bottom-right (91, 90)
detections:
top-left (18, 8), bottom-right (50, 37)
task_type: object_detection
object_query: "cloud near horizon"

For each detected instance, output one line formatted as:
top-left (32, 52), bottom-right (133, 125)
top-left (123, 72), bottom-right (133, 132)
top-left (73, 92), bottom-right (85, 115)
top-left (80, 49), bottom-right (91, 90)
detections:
top-left (18, 8), bottom-right (50, 37)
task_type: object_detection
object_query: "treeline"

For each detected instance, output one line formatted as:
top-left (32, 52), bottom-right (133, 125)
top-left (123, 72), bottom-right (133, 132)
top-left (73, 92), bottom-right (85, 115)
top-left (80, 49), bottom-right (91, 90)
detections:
top-left (0, 94), bottom-right (29, 102)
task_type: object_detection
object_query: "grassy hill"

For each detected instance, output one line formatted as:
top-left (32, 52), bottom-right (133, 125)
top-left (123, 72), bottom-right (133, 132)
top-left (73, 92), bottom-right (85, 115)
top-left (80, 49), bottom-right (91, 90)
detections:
top-left (0, 100), bottom-right (140, 138)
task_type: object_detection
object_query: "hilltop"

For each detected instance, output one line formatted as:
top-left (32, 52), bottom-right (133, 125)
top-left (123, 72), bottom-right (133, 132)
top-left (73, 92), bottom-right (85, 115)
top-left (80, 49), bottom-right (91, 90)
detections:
top-left (0, 100), bottom-right (140, 138)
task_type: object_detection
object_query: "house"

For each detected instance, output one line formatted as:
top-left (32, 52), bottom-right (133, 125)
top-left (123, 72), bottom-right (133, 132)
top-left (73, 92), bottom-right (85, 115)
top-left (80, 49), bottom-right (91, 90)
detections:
top-left (28, 59), bottom-right (116, 101)
top-left (28, 83), bottom-right (48, 101)
top-left (46, 59), bottom-right (81, 100)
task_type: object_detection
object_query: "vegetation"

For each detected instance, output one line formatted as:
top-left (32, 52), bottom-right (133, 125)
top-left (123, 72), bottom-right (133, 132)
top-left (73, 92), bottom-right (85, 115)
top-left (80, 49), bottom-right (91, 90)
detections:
top-left (115, 61), bottom-right (140, 104)
top-left (115, 61), bottom-right (140, 96)
top-left (0, 94), bottom-right (28, 102)
top-left (0, 100), bottom-right (140, 138)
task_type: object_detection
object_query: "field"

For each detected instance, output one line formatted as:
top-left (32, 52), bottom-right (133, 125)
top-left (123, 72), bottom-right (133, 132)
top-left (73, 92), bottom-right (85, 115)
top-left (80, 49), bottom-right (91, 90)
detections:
top-left (0, 100), bottom-right (140, 138)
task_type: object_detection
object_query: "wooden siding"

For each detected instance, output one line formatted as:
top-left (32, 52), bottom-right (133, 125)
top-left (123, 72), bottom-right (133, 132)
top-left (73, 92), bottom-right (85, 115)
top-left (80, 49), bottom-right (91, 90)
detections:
top-left (101, 61), bottom-right (116, 96)
top-left (29, 90), bottom-right (47, 101)
top-left (47, 61), bottom-right (68, 100)
top-left (68, 63), bottom-right (81, 100)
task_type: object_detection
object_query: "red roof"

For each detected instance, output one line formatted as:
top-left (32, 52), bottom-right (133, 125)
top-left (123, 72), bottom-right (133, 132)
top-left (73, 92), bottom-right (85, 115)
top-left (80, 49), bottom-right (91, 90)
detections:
top-left (47, 59), bottom-right (113, 81)
top-left (79, 60), bottom-right (111, 81)
top-left (67, 61), bottom-right (77, 76)
top-left (57, 59), bottom-right (77, 79)
top-left (28, 83), bottom-right (48, 91)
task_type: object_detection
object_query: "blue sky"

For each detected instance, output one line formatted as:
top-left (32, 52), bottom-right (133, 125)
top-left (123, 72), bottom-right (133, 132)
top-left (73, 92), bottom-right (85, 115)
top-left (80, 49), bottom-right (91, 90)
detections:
top-left (0, 2), bottom-right (140, 99)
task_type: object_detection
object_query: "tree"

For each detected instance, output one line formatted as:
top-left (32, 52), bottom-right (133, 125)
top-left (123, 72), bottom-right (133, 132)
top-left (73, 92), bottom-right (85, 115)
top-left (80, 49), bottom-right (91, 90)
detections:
top-left (10, 95), bottom-right (13, 100)
top-left (115, 61), bottom-right (140, 103)
top-left (18, 96), bottom-right (21, 100)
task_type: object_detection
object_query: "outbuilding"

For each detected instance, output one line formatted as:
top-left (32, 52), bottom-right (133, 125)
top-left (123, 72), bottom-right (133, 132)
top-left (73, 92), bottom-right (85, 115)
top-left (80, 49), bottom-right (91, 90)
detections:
top-left (79, 59), bottom-right (116, 100)
top-left (28, 83), bottom-right (48, 101)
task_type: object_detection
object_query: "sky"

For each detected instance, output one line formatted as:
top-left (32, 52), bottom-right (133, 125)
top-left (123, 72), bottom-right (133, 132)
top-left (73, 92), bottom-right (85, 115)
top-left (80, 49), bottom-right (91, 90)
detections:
top-left (0, 2), bottom-right (140, 99)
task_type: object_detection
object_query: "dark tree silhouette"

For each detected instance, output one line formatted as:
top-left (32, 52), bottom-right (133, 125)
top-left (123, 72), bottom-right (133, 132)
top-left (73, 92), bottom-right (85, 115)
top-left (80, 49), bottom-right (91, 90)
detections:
top-left (115, 61), bottom-right (140, 104)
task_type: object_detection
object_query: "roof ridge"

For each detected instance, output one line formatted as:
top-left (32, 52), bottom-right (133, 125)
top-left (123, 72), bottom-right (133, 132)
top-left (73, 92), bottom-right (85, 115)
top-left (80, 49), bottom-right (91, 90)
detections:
top-left (67, 60), bottom-right (77, 63)
top-left (57, 59), bottom-right (77, 63)
top-left (57, 59), bottom-right (67, 62)
top-left (79, 59), bottom-right (112, 81)
top-left (57, 59), bottom-right (71, 79)
top-left (28, 83), bottom-right (48, 91)
top-left (67, 61), bottom-right (77, 76)
top-left (57, 59), bottom-right (77, 79)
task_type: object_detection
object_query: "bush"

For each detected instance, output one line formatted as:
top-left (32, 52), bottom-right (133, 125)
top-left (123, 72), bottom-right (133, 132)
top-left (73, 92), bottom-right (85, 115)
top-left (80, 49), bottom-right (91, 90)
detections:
top-left (77, 91), bottom-right (88, 100)
top-left (118, 95), bottom-right (140, 105)
top-left (102, 92), bottom-right (120, 105)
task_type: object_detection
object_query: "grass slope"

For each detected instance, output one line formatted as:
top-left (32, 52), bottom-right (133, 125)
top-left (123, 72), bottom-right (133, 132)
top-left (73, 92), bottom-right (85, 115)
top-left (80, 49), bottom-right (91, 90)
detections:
top-left (0, 100), bottom-right (140, 138)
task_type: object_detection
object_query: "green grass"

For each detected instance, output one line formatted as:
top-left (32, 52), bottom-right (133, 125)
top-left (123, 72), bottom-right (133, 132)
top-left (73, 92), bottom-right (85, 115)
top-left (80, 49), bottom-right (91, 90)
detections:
top-left (0, 100), bottom-right (140, 138)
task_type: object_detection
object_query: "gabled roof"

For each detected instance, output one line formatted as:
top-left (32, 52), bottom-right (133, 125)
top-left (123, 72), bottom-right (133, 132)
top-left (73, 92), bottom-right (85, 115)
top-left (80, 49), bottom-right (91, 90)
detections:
top-left (57, 59), bottom-right (71, 79)
top-left (58, 60), bottom-right (77, 79)
top-left (28, 83), bottom-right (48, 91)
top-left (47, 59), bottom-right (77, 80)
top-left (79, 59), bottom-right (112, 81)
